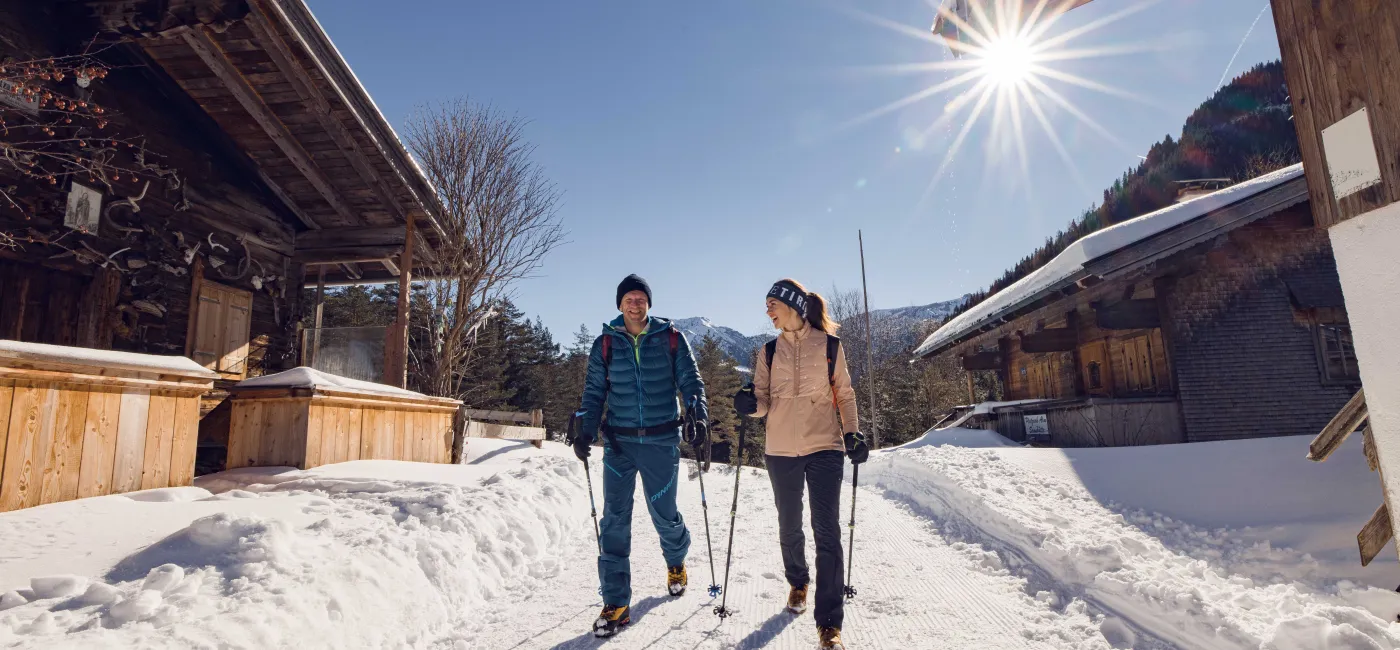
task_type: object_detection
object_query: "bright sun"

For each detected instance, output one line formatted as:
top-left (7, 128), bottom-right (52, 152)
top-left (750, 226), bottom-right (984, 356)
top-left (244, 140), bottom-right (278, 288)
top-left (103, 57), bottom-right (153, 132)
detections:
top-left (842, 0), bottom-right (1152, 202)
top-left (979, 34), bottom-right (1038, 88)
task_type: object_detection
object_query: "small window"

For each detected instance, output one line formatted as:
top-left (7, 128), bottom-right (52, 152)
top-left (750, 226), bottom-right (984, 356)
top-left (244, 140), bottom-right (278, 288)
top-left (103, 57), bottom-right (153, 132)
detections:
top-left (1317, 323), bottom-right (1360, 382)
top-left (1087, 362), bottom-right (1103, 390)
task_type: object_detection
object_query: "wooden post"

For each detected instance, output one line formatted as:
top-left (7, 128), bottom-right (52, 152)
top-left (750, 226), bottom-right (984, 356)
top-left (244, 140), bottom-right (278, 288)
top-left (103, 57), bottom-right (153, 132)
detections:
top-left (966, 372), bottom-right (976, 404)
top-left (530, 409), bottom-right (544, 449)
top-left (384, 217), bottom-right (415, 389)
top-left (310, 265), bottom-right (325, 368)
top-left (183, 258), bottom-right (204, 358)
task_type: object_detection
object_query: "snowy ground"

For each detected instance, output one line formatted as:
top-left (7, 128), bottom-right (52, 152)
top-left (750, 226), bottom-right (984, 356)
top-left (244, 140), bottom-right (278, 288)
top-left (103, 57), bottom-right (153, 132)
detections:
top-left (1, 430), bottom-right (1398, 648)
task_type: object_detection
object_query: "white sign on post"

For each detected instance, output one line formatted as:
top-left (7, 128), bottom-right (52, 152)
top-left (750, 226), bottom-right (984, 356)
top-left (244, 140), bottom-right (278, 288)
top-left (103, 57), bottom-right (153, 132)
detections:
top-left (1024, 413), bottom-right (1050, 442)
top-left (1322, 107), bottom-right (1384, 200)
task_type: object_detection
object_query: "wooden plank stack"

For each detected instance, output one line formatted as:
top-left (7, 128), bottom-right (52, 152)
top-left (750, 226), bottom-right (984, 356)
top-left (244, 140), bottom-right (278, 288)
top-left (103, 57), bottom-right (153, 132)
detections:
top-left (0, 342), bottom-right (218, 513)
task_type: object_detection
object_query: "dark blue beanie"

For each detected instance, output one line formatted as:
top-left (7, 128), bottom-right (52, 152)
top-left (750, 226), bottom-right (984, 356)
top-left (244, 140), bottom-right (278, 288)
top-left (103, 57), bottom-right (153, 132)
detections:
top-left (617, 274), bottom-right (652, 308)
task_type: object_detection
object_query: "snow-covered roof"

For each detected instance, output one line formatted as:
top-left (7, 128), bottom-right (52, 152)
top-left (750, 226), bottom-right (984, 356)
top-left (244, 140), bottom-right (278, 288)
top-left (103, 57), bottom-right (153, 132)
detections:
top-left (914, 163), bottom-right (1307, 358)
top-left (235, 367), bottom-right (428, 399)
top-left (0, 340), bottom-right (218, 379)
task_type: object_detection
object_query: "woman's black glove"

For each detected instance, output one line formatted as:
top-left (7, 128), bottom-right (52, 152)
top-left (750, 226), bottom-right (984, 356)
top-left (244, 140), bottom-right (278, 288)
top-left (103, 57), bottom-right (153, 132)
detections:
top-left (844, 432), bottom-right (869, 465)
top-left (732, 384), bottom-right (758, 416)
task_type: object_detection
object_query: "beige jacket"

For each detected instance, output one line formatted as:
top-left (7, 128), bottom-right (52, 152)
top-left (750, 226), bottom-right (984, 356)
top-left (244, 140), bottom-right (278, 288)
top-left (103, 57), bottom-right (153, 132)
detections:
top-left (751, 324), bottom-right (860, 457)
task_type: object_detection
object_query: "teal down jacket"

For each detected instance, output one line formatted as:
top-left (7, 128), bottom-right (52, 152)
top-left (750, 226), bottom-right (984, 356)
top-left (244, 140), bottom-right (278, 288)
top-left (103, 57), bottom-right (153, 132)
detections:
top-left (576, 316), bottom-right (707, 444)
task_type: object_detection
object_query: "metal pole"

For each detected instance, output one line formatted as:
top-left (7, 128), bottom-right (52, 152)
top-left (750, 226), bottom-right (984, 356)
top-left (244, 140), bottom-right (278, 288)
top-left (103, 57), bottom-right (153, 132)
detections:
top-left (714, 410), bottom-right (749, 619)
top-left (843, 464), bottom-right (860, 599)
top-left (584, 460), bottom-right (601, 556)
top-left (859, 231), bottom-right (879, 449)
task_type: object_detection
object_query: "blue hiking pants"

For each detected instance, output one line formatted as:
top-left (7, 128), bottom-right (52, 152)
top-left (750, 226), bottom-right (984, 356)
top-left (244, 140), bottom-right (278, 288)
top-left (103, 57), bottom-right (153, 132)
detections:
top-left (598, 437), bottom-right (691, 606)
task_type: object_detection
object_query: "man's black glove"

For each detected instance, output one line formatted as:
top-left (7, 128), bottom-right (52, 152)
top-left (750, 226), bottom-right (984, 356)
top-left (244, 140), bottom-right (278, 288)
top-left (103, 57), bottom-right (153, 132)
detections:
top-left (690, 419), bottom-right (709, 451)
top-left (567, 411), bottom-right (593, 461)
top-left (733, 384), bottom-right (758, 416)
top-left (844, 432), bottom-right (869, 465)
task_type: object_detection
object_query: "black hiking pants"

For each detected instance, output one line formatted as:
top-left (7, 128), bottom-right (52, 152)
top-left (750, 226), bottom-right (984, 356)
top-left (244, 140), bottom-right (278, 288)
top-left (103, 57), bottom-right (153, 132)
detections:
top-left (765, 450), bottom-right (845, 629)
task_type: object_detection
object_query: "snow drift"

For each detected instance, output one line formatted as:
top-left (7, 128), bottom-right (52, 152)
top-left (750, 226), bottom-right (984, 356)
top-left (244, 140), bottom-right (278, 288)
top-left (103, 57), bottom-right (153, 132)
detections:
top-left (866, 429), bottom-right (1400, 649)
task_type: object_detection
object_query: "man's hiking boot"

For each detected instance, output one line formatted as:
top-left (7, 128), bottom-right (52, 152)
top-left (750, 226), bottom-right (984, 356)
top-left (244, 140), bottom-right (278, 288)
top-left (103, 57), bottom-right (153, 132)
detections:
top-left (786, 583), bottom-right (809, 614)
top-left (667, 565), bottom-right (687, 597)
top-left (818, 626), bottom-right (845, 649)
top-left (593, 605), bottom-right (630, 638)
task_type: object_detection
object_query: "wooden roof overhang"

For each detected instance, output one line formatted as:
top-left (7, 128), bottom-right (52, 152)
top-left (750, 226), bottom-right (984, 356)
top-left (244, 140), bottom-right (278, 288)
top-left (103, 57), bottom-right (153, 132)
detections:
top-left (920, 175), bottom-right (1312, 360)
top-left (77, 0), bottom-right (444, 285)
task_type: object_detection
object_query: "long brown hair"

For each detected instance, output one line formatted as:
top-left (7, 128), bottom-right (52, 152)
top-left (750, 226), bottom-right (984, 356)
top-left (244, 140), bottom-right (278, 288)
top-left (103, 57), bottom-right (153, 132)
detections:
top-left (779, 278), bottom-right (840, 333)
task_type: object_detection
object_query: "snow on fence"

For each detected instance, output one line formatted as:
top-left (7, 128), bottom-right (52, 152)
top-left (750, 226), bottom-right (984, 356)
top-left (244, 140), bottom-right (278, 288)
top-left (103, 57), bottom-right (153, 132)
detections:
top-left (0, 341), bottom-right (218, 512)
top-left (225, 367), bottom-right (462, 469)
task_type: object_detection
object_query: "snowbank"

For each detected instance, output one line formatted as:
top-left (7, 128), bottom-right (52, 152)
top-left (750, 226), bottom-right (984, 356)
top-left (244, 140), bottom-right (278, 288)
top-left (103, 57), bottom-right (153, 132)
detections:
top-left (0, 439), bottom-right (579, 648)
top-left (0, 340), bottom-right (216, 377)
top-left (915, 164), bottom-right (1306, 357)
top-left (235, 366), bottom-right (426, 398)
top-left (863, 433), bottom-right (1400, 649)
top-left (902, 426), bottom-right (1020, 450)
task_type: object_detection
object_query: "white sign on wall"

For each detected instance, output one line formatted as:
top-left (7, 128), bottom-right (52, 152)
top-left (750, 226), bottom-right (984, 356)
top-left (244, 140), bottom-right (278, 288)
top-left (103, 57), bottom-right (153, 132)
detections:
top-left (1024, 413), bottom-right (1050, 442)
top-left (1322, 107), bottom-right (1384, 200)
top-left (64, 182), bottom-right (102, 233)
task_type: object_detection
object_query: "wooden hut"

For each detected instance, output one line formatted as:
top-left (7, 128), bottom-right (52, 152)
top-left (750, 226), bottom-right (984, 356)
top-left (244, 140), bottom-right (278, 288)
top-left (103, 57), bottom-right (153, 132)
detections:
top-left (916, 165), bottom-right (1361, 447)
top-left (0, 0), bottom-right (453, 498)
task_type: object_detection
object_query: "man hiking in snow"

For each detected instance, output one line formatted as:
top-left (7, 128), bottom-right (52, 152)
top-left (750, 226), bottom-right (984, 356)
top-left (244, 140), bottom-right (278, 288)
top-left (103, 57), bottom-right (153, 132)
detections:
top-left (572, 274), bottom-right (709, 638)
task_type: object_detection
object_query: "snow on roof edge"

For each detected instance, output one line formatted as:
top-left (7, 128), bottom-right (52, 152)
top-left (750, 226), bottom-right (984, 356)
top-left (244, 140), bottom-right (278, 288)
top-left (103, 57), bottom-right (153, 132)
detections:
top-left (235, 367), bottom-right (430, 399)
top-left (0, 340), bottom-right (218, 378)
top-left (914, 164), bottom-right (1306, 358)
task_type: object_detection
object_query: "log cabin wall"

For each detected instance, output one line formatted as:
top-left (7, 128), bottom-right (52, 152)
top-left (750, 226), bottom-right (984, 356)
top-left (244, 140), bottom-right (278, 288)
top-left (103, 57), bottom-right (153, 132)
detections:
top-left (1161, 207), bottom-right (1359, 442)
top-left (0, 3), bottom-right (302, 377)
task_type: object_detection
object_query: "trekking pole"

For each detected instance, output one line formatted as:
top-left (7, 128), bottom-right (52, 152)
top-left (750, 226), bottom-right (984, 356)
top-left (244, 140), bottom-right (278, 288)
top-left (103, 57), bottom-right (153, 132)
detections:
top-left (687, 401), bottom-right (721, 598)
top-left (843, 463), bottom-right (859, 599)
top-left (568, 413), bottom-right (602, 556)
top-left (714, 386), bottom-right (752, 619)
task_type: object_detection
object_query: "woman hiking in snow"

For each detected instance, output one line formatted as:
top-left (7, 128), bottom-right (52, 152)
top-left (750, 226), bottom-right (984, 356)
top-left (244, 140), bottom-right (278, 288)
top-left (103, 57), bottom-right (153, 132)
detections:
top-left (733, 278), bottom-right (869, 650)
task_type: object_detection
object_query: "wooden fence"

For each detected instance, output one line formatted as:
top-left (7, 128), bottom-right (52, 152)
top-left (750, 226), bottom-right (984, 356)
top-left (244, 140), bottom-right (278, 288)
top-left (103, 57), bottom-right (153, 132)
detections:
top-left (0, 343), bottom-right (217, 512)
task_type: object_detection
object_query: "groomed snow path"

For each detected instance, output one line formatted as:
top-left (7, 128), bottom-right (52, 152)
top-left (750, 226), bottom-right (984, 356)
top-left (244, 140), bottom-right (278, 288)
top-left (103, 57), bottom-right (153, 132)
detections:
top-left (464, 447), bottom-right (1124, 650)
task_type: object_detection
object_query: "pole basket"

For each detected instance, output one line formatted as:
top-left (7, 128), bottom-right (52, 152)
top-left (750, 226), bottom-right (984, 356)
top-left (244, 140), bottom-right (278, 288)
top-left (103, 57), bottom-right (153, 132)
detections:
top-left (844, 585), bottom-right (857, 599)
top-left (708, 585), bottom-right (722, 598)
top-left (714, 605), bottom-right (734, 618)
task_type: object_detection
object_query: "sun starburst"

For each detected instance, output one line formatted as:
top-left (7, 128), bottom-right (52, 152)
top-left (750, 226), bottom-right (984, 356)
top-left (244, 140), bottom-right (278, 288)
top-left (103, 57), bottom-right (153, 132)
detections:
top-left (842, 0), bottom-right (1161, 203)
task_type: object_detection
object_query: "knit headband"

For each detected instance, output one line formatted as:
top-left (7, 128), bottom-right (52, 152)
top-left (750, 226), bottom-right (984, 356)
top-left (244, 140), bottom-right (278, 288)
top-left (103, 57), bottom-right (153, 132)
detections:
top-left (767, 281), bottom-right (808, 319)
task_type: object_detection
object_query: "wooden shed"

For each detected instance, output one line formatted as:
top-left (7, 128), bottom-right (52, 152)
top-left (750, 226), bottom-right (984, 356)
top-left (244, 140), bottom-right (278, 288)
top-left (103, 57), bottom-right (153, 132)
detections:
top-left (0, 340), bottom-right (217, 512)
top-left (225, 367), bottom-right (461, 470)
top-left (916, 165), bottom-right (1360, 447)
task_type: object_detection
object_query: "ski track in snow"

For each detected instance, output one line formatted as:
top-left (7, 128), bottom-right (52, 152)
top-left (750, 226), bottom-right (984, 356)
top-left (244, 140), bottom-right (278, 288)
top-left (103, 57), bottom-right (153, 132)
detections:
top-left (452, 458), bottom-right (1116, 650)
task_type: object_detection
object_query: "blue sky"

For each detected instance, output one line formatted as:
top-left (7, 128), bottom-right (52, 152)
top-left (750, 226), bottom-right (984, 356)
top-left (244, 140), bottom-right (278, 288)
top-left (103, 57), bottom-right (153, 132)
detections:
top-left (306, 0), bottom-right (1282, 339)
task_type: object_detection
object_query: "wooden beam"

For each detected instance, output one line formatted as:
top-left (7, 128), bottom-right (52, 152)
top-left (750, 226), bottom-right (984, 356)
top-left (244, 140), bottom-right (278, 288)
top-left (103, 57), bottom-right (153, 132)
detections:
top-left (340, 262), bottom-right (363, 281)
top-left (311, 265), bottom-right (325, 368)
top-left (244, 3), bottom-right (412, 225)
top-left (296, 226), bottom-right (407, 251)
top-left (1309, 388), bottom-right (1368, 461)
top-left (183, 258), bottom-right (204, 358)
top-left (1365, 426), bottom-right (1380, 472)
top-left (1020, 328), bottom-right (1078, 354)
top-left (180, 26), bottom-right (356, 227)
top-left (462, 409), bottom-right (537, 425)
top-left (961, 350), bottom-right (1003, 371)
top-left (1359, 503), bottom-right (1393, 567)
top-left (380, 258), bottom-right (400, 276)
top-left (384, 214), bottom-right (415, 388)
top-left (252, 168), bottom-right (320, 231)
top-left (296, 246), bottom-right (402, 266)
top-left (1094, 299), bottom-right (1161, 330)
